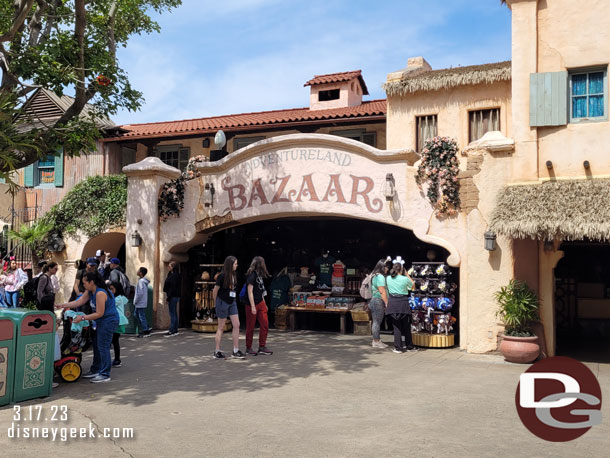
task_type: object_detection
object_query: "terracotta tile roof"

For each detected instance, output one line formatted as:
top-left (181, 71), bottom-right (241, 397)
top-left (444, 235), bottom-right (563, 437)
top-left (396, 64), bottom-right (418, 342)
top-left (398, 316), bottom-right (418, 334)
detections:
top-left (304, 70), bottom-right (369, 95)
top-left (109, 99), bottom-right (386, 140)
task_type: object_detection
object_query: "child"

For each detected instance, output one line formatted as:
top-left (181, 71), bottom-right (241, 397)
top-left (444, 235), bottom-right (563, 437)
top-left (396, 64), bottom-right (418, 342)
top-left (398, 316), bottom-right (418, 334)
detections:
top-left (108, 282), bottom-right (129, 367)
top-left (133, 267), bottom-right (152, 337)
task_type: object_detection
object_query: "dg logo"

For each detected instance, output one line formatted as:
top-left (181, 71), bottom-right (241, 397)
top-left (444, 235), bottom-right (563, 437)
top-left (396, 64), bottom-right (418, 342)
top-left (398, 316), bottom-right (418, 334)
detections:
top-left (516, 356), bottom-right (602, 441)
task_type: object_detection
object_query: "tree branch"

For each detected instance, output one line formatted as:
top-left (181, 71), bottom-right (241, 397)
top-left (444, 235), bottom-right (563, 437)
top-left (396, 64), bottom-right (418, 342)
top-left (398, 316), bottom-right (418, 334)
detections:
top-left (0, 0), bottom-right (36, 42)
top-left (28, 0), bottom-right (49, 47)
top-left (107, 2), bottom-right (117, 63)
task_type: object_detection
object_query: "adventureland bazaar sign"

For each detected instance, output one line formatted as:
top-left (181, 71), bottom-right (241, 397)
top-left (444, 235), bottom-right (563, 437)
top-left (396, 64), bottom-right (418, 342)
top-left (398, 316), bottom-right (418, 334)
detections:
top-left (215, 148), bottom-right (392, 215)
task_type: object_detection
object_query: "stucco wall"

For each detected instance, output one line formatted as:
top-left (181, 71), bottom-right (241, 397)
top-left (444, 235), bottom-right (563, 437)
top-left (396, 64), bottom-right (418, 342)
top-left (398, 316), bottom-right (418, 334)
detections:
top-left (386, 81), bottom-right (512, 153)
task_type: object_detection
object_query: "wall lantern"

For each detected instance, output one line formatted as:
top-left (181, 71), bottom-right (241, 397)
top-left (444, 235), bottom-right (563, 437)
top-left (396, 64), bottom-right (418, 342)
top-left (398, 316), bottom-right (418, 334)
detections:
top-left (546, 160), bottom-right (553, 169)
top-left (384, 173), bottom-right (396, 201)
top-left (484, 231), bottom-right (497, 251)
top-left (583, 160), bottom-right (590, 169)
top-left (214, 130), bottom-right (226, 149)
top-left (202, 138), bottom-right (210, 148)
top-left (543, 240), bottom-right (554, 252)
top-left (131, 230), bottom-right (142, 247)
top-left (204, 183), bottom-right (215, 208)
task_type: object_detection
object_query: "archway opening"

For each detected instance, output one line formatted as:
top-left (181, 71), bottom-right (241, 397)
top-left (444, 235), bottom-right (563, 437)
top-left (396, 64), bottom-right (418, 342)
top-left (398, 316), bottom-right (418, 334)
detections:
top-left (180, 217), bottom-right (459, 341)
top-left (555, 241), bottom-right (610, 363)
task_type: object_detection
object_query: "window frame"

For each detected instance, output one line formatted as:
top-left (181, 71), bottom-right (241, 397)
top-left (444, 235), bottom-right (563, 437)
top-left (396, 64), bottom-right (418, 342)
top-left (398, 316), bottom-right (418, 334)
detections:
top-left (153, 144), bottom-right (190, 171)
top-left (35, 155), bottom-right (56, 187)
top-left (233, 136), bottom-right (266, 151)
top-left (330, 128), bottom-right (376, 147)
top-left (415, 114), bottom-right (438, 152)
top-left (569, 66), bottom-right (608, 124)
top-left (468, 107), bottom-right (501, 143)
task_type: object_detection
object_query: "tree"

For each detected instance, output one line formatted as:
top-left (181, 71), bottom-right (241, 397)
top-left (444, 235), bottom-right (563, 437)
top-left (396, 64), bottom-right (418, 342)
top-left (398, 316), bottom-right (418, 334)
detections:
top-left (0, 0), bottom-right (182, 185)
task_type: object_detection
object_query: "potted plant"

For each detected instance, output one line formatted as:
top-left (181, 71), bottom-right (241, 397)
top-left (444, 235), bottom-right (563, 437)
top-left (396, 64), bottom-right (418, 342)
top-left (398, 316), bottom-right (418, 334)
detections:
top-left (494, 279), bottom-right (541, 363)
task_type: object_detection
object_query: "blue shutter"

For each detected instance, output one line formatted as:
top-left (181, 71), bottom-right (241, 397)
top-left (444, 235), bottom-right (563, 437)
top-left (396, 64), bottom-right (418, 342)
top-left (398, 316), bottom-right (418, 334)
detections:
top-left (530, 71), bottom-right (568, 126)
top-left (54, 147), bottom-right (64, 187)
top-left (24, 164), bottom-right (35, 187)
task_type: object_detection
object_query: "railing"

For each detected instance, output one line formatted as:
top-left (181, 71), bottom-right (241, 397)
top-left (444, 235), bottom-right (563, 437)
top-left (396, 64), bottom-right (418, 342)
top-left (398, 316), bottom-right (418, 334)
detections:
top-left (0, 191), bottom-right (42, 270)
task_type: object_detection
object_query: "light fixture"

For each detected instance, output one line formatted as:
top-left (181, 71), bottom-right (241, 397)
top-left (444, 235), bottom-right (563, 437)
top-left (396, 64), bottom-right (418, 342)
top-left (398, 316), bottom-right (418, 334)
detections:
top-left (583, 160), bottom-right (590, 169)
top-left (131, 230), bottom-right (142, 247)
top-left (214, 130), bottom-right (226, 149)
top-left (203, 183), bottom-right (215, 208)
top-left (384, 173), bottom-right (396, 201)
top-left (546, 160), bottom-right (553, 169)
top-left (202, 138), bottom-right (210, 148)
top-left (484, 231), bottom-right (497, 251)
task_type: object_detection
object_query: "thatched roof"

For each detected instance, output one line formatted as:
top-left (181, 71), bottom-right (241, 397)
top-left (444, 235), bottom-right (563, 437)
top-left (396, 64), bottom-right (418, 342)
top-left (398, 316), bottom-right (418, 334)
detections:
top-left (383, 61), bottom-right (511, 96)
top-left (490, 179), bottom-right (610, 242)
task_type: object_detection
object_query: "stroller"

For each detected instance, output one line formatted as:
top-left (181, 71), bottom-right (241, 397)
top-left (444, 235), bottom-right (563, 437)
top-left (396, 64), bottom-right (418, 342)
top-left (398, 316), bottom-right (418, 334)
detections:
top-left (54, 310), bottom-right (93, 383)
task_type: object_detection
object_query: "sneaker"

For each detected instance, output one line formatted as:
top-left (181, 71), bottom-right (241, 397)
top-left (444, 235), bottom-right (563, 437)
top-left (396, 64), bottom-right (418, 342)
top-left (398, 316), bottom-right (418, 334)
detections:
top-left (372, 341), bottom-right (388, 348)
top-left (137, 334), bottom-right (144, 338)
top-left (144, 329), bottom-right (152, 337)
top-left (213, 351), bottom-right (226, 359)
top-left (82, 371), bottom-right (99, 379)
top-left (231, 350), bottom-right (245, 359)
top-left (392, 347), bottom-right (404, 354)
top-left (164, 331), bottom-right (173, 337)
top-left (52, 382), bottom-right (59, 388)
top-left (245, 348), bottom-right (258, 356)
top-left (172, 331), bottom-right (179, 337)
top-left (406, 346), bottom-right (420, 352)
top-left (112, 360), bottom-right (122, 367)
top-left (258, 347), bottom-right (273, 355)
top-left (90, 375), bottom-right (111, 383)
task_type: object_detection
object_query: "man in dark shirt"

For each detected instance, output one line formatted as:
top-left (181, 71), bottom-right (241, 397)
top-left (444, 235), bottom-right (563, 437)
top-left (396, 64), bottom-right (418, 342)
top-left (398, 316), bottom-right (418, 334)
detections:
top-left (163, 261), bottom-right (181, 336)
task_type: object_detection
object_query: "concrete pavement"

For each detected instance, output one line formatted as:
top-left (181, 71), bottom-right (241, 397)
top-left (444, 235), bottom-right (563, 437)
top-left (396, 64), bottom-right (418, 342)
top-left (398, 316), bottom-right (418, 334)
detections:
top-left (1, 329), bottom-right (609, 457)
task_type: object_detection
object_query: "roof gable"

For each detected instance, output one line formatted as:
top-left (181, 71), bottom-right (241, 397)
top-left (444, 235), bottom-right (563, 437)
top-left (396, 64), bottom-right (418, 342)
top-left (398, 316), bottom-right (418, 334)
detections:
top-left (304, 70), bottom-right (369, 95)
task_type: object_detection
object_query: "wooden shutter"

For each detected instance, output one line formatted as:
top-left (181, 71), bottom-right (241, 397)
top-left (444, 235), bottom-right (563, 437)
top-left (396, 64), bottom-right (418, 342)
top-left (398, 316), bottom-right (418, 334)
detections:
top-left (530, 71), bottom-right (568, 126)
top-left (54, 147), bottom-right (64, 187)
top-left (24, 163), bottom-right (35, 187)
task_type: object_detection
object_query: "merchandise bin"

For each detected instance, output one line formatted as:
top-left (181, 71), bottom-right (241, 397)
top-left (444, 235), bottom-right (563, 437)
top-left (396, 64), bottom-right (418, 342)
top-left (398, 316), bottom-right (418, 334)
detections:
top-left (0, 317), bottom-right (16, 406)
top-left (0, 308), bottom-right (56, 403)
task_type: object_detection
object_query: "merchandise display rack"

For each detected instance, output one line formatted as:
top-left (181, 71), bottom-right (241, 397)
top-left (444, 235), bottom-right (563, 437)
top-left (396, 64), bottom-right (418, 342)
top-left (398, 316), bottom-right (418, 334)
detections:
top-left (191, 264), bottom-right (232, 333)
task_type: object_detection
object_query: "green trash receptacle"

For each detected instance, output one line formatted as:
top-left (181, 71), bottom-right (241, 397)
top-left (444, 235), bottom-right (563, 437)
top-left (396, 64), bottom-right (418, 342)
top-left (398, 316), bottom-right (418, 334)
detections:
top-left (0, 309), bottom-right (56, 403)
top-left (146, 285), bottom-right (153, 331)
top-left (122, 299), bottom-right (138, 335)
top-left (0, 317), bottom-right (16, 406)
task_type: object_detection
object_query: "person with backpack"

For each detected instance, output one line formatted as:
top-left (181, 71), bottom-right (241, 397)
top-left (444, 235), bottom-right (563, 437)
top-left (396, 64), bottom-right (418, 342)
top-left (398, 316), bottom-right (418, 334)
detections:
top-left (108, 258), bottom-right (132, 298)
top-left (37, 262), bottom-right (58, 312)
top-left (385, 257), bottom-right (418, 353)
top-left (366, 258), bottom-right (392, 349)
top-left (134, 267), bottom-right (151, 338)
top-left (245, 256), bottom-right (272, 356)
top-left (212, 256), bottom-right (243, 359)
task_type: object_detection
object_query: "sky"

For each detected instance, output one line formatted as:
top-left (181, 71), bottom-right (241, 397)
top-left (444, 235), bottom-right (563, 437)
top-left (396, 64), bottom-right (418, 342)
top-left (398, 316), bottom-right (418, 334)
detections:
top-left (113, 0), bottom-right (512, 126)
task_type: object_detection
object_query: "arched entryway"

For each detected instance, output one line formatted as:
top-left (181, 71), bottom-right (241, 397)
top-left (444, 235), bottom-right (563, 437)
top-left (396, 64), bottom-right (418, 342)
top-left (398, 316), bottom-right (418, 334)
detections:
top-left (180, 216), bottom-right (459, 340)
top-left (80, 231), bottom-right (126, 265)
top-left (555, 241), bottom-right (610, 363)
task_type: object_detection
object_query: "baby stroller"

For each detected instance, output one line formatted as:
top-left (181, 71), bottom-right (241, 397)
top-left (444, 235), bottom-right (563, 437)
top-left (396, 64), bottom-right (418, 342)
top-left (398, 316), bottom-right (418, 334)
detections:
top-left (54, 311), bottom-right (93, 383)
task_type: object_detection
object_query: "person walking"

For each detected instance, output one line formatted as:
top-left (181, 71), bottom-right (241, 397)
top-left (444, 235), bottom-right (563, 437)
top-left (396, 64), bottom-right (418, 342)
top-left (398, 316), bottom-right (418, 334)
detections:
top-left (3, 258), bottom-right (28, 307)
top-left (212, 256), bottom-right (244, 359)
top-left (134, 267), bottom-right (151, 337)
top-left (385, 257), bottom-right (418, 353)
top-left (163, 261), bottom-right (181, 337)
top-left (108, 282), bottom-right (129, 368)
top-left (369, 258), bottom-right (391, 348)
top-left (58, 271), bottom-right (119, 383)
top-left (36, 262), bottom-right (58, 312)
top-left (245, 256), bottom-right (272, 356)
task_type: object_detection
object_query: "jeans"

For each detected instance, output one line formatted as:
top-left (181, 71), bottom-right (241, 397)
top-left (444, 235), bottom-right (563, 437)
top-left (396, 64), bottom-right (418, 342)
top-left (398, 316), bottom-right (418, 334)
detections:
top-left (389, 313), bottom-right (412, 350)
top-left (5, 291), bottom-right (19, 308)
top-left (0, 288), bottom-right (6, 307)
top-left (112, 333), bottom-right (120, 362)
top-left (246, 300), bottom-right (269, 349)
top-left (135, 307), bottom-right (149, 333)
top-left (91, 318), bottom-right (118, 378)
top-left (368, 297), bottom-right (385, 340)
top-left (168, 297), bottom-right (179, 333)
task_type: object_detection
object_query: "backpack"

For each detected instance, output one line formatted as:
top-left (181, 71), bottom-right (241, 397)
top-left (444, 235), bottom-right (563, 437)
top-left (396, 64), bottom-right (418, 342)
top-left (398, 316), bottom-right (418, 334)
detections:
top-left (23, 275), bottom-right (41, 306)
top-left (116, 270), bottom-right (133, 298)
top-left (239, 283), bottom-right (248, 303)
top-left (359, 273), bottom-right (375, 300)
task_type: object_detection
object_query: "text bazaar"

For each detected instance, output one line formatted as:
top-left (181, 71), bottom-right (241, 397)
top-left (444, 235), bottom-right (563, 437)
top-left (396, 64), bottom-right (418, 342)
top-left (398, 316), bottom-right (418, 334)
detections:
top-left (221, 174), bottom-right (383, 213)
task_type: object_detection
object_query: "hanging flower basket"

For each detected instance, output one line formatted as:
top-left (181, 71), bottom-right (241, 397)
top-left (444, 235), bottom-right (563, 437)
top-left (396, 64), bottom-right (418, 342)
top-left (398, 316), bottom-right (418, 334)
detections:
top-left (157, 155), bottom-right (208, 221)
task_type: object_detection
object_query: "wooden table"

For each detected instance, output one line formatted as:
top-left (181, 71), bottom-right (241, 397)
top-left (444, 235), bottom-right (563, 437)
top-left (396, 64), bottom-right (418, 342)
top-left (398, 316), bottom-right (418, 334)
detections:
top-left (284, 306), bottom-right (349, 334)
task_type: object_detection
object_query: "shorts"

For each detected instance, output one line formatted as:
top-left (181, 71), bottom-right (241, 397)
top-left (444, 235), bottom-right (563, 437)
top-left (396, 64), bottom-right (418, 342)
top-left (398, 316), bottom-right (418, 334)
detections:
top-left (215, 298), bottom-right (238, 319)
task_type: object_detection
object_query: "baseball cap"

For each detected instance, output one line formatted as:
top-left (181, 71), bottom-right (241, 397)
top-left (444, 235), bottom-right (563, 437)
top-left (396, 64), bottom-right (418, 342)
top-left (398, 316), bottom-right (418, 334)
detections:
top-left (110, 257), bottom-right (120, 265)
top-left (95, 249), bottom-right (103, 257)
top-left (86, 257), bottom-right (99, 266)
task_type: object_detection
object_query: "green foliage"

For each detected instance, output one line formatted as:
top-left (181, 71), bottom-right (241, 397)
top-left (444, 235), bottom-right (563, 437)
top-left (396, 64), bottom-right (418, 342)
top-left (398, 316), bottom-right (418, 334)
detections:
top-left (494, 280), bottom-right (540, 336)
top-left (19, 290), bottom-right (38, 311)
top-left (415, 136), bottom-right (461, 216)
top-left (8, 220), bottom-right (53, 258)
top-left (43, 174), bottom-right (128, 237)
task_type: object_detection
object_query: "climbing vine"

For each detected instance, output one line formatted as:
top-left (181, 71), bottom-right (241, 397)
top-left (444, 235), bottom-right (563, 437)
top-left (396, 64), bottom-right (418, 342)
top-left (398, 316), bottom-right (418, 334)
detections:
top-left (43, 174), bottom-right (128, 237)
top-left (157, 155), bottom-right (205, 221)
top-left (415, 136), bottom-right (461, 216)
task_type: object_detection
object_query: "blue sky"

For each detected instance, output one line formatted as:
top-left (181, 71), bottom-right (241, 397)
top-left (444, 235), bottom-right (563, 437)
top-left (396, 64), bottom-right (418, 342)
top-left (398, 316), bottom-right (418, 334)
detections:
top-left (113, 0), bottom-right (511, 126)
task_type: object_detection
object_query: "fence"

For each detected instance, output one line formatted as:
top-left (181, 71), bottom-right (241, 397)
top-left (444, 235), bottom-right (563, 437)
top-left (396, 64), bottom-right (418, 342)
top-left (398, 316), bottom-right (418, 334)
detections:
top-left (1, 192), bottom-right (41, 270)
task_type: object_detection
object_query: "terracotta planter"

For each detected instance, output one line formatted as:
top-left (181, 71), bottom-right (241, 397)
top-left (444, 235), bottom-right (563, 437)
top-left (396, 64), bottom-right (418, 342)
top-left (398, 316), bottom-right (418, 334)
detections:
top-left (499, 335), bottom-right (540, 364)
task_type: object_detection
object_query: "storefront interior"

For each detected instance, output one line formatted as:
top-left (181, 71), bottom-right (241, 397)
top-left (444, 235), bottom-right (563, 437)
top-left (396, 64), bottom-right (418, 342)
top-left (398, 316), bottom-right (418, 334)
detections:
top-left (555, 241), bottom-right (610, 363)
top-left (181, 217), bottom-right (457, 338)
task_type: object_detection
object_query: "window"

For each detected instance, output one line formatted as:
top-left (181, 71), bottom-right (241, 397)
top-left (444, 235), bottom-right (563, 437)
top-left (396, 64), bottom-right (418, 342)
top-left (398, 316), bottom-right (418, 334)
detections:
top-left (331, 129), bottom-right (376, 147)
top-left (234, 136), bottom-right (265, 151)
top-left (570, 69), bottom-right (607, 121)
top-left (23, 149), bottom-right (63, 188)
top-left (154, 145), bottom-right (190, 170)
top-left (120, 146), bottom-right (137, 170)
top-left (416, 115), bottom-right (438, 152)
top-left (319, 89), bottom-right (340, 101)
top-left (469, 108), bottom-right (500, 142)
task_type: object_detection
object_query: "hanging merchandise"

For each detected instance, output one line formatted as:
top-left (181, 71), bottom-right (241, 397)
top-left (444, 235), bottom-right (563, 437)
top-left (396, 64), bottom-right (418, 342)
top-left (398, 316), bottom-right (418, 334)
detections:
top-left (270, 269), bottom-right (292, 311)
top-left (331, 259), bottom-right (346, 287)
top-left (191, 264), bottom-right (232, 333)
top-left (409, 261), bottom-right (457, 348)
top-left (314, 250), bottom-right (335, 288)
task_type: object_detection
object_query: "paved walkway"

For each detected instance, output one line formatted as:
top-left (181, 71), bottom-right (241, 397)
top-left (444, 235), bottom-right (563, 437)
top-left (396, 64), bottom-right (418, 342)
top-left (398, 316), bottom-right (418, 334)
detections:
top-left (1, 329), bottom-right (609, 457)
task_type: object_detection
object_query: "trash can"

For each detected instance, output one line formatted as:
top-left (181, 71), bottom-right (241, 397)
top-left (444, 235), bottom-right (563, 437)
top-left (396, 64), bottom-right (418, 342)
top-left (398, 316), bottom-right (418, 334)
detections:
top-left (121, 285), bottom-right (154, 334)
top-left (0, 317), bottom-right (16, 406)
top-left (0, 308), bottom-right (56, 403)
